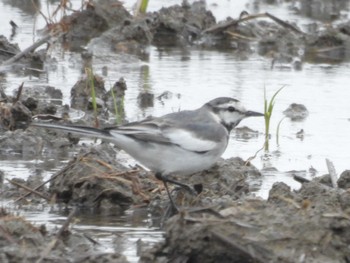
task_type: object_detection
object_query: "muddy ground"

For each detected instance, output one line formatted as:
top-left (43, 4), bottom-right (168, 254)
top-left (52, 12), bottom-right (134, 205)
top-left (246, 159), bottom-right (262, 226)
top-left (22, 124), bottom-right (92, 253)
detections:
top-left (1, 0), bottom-right (350, 262)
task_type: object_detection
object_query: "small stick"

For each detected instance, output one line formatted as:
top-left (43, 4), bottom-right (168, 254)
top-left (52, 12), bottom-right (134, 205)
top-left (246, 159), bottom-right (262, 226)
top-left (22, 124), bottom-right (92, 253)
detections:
top-left (326, 158), bottom-right (338, 188)
top-left (245, 144), bottom-right (264, 165)
top-left (313, 46), bottom-right (344, 53)
top-left (204, 12), bottom-right (305, 36)
top-left (0, 48), bottom-right (16, 56)
top-left (224, 31), bottom-right (257, 41)
top-left (93, 158), bottom-right (114, 170)
top-left (203, 13), bottom-right (267, 34)
top-left (6, 179), bottom-right (50, 201)
top-left (14, 156), bottom-right (82, 203)
top-left (265, 12), bottom-right (305, 35)
top-left (80, 157), bottom-right (117, 171)
top-left (2, 35), bottom-right (51, 66)
top-left (112, 169), bottom-right (140, 177)
top-left (14, 82), bottom-right (24, 103)
top-left (293, 175), bottom-right (310, 184)
top-left (77, 173), bottom-right (133, 185)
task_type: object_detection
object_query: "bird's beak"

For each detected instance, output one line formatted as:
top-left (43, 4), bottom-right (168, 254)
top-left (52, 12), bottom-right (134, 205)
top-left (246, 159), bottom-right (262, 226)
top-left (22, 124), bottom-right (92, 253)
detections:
top-left (245, 111), bottom-right (265, 117)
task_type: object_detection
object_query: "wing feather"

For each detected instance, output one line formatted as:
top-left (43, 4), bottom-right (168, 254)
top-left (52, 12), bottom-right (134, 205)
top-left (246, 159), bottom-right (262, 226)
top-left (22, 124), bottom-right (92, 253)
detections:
top-left (108, 120), bottom-right (171, 144)
top-left (163, 128), bottom-right (217, 152)
top-left (107, 118), bottom-right (217, 152)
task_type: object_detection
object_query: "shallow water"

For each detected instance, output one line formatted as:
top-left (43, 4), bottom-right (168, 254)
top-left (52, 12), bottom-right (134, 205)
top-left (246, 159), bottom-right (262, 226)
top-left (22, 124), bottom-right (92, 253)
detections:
top-left (1, 0), bottom-right (350, 261)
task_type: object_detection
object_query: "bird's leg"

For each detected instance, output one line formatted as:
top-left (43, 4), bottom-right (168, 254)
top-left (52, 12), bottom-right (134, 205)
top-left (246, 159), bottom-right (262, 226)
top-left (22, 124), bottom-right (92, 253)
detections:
top-left (162, 179), bottom-right (179, 213)
top-left (155, 172), bottom-right (199, 214)
top-left (155, 173), bottom-right (197, 196)
top-left (155, 172), bottom-right (180, 213)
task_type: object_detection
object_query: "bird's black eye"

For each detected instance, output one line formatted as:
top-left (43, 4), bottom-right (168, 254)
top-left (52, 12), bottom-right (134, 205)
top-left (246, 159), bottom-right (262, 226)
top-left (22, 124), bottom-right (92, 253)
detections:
top-left (228, 106), bottom-right (236, 112)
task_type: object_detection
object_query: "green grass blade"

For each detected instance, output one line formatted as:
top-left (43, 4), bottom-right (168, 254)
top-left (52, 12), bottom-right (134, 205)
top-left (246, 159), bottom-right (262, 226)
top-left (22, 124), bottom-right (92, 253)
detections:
top-left (263, 86), bottom-right (285, 151)
top-left (140, 0), bottom-right (149, 13)
top-left (269, 86), bottom-right (285, 108)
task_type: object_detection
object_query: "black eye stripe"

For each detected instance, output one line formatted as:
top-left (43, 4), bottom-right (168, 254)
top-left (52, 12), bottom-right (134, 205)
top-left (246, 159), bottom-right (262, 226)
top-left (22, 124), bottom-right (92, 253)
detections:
top-left (211, 105), bottom-right (242, 114)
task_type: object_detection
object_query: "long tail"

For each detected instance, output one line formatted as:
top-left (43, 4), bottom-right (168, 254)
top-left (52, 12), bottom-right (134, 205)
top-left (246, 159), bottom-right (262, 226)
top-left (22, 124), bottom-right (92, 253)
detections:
top-left (30, 122), bottom-right (113, 141)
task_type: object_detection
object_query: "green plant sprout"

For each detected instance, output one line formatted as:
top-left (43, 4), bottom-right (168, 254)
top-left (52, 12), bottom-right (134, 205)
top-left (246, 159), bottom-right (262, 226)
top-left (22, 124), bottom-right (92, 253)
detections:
top-left (264, 86), bottom-right (285, 151)
top-left (85, 67), bottom-right (99, 127)
top-left (135, 0), bottom-right (149, 15)
top-left (139, 0), bottom-right (149, 13)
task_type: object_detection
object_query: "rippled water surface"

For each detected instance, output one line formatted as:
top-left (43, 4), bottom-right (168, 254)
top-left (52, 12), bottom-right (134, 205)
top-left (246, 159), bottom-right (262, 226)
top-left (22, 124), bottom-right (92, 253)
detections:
top-left (1, 0), bottom-right (350, 261)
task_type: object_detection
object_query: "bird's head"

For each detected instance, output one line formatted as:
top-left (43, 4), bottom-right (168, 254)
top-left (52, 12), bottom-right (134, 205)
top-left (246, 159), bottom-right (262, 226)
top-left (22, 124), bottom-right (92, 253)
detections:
top-left (204, 97), bottom-right (264, 131)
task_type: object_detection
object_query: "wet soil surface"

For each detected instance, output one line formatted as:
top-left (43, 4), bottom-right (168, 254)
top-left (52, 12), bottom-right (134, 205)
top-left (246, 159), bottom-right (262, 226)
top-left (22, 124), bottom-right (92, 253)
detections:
top-left (1, 0), bottom-right (350, 262)
top-left (141, 172), bottom-right (350, 263)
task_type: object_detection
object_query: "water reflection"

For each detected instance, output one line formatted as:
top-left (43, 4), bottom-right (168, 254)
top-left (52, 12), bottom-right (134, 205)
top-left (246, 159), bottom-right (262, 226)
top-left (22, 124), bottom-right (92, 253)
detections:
top-left (137, 64), bottom-right (154, 109)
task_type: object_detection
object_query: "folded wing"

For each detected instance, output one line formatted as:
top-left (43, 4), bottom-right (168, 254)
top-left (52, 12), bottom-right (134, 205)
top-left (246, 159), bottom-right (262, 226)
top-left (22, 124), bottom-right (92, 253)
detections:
top-left (107, 119), bottom-right (217, 153)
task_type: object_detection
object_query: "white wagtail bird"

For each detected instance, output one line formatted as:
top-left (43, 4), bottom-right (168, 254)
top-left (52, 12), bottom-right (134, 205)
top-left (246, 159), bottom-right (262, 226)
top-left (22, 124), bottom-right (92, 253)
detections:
top-left (31, 97), bottom-right (263, 208)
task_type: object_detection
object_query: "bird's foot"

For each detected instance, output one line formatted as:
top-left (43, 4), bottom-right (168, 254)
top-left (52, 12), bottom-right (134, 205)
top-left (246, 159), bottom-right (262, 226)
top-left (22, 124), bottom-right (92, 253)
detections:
top-left (155, 173), bottom-right (201, 196)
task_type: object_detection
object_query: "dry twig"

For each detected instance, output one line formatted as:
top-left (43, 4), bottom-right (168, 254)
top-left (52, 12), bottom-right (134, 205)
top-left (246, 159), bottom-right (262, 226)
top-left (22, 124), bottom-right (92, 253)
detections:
top-left (203, 12), bottom-right (305, 36)
top-left (326, 158), bottom-right (338, 188)
top-left (14, 156), bottom-right (84, 203)
top-left (14, 82), bottom-right (24, 103)
top-left (6, 179), bottom-right (50, 201)
top-left (2, 35), bottom-right (52, 66)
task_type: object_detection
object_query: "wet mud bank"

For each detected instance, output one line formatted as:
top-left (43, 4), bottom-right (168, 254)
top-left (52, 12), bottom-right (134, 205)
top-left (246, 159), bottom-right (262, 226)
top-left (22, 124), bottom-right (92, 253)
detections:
top-left (2, 0), bottom-right (350, 69)
top-left (2, 147), bottom-right (350, 262)
top-left (1, 0), bottom-right (350, 262)
top-left (0, 208), bottom-right (127, 263)
top-left (141, 171), bottom-right (350, 263)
